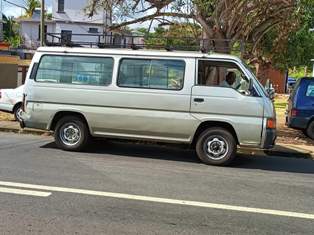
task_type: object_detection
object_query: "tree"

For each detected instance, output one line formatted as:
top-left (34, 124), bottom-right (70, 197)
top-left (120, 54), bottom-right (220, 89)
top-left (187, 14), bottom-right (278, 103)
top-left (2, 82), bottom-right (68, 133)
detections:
top-left (249, 0), bottom-right (314, 79)
top-left (136, 23), bottom-right (202, 50)
top-left (24, 0), bottom-right (41, 18)
top-left (86, 0), bottom-right (297, 53)
top-left (3, 15), bottom-right (21, 47)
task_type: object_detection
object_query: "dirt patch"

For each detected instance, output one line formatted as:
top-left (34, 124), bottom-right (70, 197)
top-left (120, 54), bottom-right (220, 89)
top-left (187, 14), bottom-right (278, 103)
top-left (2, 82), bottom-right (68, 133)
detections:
top-left (0, 112), bottom-right (14, 122)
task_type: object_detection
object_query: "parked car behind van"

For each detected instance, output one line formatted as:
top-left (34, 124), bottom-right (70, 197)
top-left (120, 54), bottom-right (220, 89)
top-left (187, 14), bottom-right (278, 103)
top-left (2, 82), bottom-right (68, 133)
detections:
top-left (0, 85), bottom-right (24, 122)
top-left (21, 47), bottom-right (276, 166)
top-left (286, 77), bottom-right (314, 139)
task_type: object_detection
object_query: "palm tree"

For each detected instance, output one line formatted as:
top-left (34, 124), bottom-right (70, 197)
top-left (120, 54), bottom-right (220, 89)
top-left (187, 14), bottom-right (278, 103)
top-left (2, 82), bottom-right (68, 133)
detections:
top-left (23, 0), bottom-right (41, 18)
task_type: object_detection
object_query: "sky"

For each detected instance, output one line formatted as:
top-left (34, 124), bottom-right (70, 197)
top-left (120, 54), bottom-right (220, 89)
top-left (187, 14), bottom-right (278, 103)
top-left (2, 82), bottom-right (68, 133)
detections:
top-left (2, 0), bottom-right (52, 17)
top-left (0, 0), bottom-right (157, 29)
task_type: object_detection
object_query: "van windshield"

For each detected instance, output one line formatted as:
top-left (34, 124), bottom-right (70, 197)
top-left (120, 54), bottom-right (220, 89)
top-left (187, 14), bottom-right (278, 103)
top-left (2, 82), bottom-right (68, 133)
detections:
top-left (241, 60), bottom-right (268, 97)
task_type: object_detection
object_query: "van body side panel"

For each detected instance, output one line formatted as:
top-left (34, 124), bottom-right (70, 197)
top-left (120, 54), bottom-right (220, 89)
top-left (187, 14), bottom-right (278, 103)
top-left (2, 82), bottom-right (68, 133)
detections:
top-left (190, 86), bottom-right (264, 146)
top-left (24, 55), bottom-right (200, 143)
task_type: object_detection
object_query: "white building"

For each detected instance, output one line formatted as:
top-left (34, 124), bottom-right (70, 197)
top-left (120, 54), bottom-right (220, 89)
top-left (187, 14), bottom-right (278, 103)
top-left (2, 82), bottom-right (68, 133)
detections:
top-left (0, 0), bottom-right (3, 41)
top-left (19, 0), bottom-right (111, 48)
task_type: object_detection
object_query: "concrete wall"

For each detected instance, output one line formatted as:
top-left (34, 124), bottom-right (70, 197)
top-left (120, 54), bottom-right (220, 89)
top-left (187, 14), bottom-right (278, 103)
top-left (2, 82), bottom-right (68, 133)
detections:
top-left (52, 0), bottom-right (111, 25)
top-left (20, 21), bottom-right (55, 48)
top-left (55, 22), bottom-right (104, 43)
top-left (0, 64), bottom-right (18, 89)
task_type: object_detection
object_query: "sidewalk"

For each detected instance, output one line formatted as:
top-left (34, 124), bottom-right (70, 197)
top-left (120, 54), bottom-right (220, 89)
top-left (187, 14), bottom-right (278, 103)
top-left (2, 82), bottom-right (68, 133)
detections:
top-left (0, 120), bottom-right (313, 159)
top-left (0, 121), bottom-right (51, 136)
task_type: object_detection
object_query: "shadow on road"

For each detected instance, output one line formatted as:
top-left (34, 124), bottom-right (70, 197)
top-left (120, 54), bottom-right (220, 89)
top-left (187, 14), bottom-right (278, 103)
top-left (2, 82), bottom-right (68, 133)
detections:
top-left (41, 139), bottom-right (314, 174)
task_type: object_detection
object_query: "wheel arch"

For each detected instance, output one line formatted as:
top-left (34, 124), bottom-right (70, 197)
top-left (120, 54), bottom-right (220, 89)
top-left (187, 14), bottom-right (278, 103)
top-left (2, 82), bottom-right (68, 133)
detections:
top-left (49, 111), bottom-right (91, 134)
top-left (192, 121), bottom-right (239, 147)
top-left (12, 102), bottom-right (22, 113)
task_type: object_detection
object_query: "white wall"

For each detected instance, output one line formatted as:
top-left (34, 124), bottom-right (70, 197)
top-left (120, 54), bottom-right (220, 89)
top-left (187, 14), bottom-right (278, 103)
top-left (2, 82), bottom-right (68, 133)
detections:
top-left (52, 0), bottom-right (111, 26)
top-left (55, 22), bottom-right (104, 43)
top-left (20, 22), bottom-right (55, 48)
top-left (0, 0), bottom-right (3, 41)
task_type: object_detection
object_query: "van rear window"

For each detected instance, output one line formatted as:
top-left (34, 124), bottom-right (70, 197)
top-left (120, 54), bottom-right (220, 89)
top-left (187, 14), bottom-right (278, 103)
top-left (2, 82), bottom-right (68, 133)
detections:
top-left (118, 59), bottom-right (185, 90)
top-left (35, 55), bottom-right (113, 86)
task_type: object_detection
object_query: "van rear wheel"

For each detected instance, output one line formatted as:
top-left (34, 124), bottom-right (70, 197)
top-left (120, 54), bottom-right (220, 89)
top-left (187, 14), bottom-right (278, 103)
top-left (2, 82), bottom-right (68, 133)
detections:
top-left (54, 116), bottom-right (89, 151)
top-left (196, 128), bottom-right (237, 166)
top-left (306, 121), bottom-right (314, 140)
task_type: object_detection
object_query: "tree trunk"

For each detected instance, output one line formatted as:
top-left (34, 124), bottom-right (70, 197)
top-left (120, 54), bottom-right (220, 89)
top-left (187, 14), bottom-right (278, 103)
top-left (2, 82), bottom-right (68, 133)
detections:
top-left (255, 62), bottom-right (271, 86)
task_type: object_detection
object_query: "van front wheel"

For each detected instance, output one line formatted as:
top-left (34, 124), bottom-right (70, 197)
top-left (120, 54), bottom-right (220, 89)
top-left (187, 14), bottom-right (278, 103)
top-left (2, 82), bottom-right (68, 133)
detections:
top-left (196, 128), bottom-right (237, 166)
top-left (54, 116), bottom-right (89, 151)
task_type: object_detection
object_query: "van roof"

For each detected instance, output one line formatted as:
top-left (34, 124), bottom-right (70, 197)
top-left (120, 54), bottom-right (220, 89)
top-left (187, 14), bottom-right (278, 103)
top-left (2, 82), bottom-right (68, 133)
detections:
top-left (37, 47), bottom-right (242, 62)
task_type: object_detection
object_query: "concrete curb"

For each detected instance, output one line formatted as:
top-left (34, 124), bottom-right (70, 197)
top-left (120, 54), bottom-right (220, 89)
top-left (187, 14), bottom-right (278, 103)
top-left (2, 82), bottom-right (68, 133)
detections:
top-left (0, 126), bottom-right (51, 136)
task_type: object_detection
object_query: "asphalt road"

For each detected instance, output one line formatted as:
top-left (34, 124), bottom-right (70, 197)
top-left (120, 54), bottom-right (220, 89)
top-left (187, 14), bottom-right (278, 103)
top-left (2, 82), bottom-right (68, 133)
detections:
top-left (0, 132), bottom-right (313, 234)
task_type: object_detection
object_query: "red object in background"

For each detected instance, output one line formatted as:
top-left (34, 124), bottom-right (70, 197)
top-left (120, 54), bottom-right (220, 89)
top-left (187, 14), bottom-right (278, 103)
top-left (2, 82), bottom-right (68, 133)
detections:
top-left (0, 42), bottom-right (10, 50)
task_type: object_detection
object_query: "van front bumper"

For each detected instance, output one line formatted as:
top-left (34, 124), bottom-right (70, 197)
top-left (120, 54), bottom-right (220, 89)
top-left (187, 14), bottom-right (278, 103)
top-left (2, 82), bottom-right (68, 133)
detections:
top-left (262, 128), bottom-right (276, 149)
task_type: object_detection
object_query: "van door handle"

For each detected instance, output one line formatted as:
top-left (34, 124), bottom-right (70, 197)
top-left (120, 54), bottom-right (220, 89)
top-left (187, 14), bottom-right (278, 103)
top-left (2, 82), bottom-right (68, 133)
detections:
top-left (194, 98), bottom-right (204, 103)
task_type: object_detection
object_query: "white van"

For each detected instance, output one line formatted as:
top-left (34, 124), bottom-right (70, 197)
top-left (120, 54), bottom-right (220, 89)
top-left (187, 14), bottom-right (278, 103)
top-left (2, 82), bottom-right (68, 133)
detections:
top-left (21, 47), bottom-right (276, 166)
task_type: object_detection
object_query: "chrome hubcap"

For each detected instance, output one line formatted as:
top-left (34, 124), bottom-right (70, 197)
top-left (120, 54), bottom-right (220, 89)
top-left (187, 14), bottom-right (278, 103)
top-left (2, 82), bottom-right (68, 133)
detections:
top-left (60, 123), bottom-right (81, 146)
top-left (16, 108), bottom-right (23, 122)
top-left (205, 137), bottom-right (228, 160)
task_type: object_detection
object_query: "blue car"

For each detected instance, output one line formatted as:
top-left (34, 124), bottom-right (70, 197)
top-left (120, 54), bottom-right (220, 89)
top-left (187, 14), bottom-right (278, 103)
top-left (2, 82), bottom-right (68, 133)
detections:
top-left (286, 77), bottom-right (314, 139)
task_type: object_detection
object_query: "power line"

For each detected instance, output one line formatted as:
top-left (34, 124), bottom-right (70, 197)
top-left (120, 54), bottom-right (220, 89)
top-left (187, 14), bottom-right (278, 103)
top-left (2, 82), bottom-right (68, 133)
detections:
top-left (3, 0), bottom-right (26, 10)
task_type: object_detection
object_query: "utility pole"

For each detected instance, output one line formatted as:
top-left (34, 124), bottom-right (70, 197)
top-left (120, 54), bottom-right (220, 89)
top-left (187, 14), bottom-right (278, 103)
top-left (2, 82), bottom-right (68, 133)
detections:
top-left (40, 0), bottom-right (45, 46)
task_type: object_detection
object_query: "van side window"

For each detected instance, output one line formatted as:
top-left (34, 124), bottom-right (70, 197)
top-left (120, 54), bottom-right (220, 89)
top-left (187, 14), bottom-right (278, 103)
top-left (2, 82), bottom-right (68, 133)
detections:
top-left (118, 59), bottom-right (185, 90)
top-left (36, 55), bottom-right (113, 86)
top-left (306, 83), bottom-right (314, 97)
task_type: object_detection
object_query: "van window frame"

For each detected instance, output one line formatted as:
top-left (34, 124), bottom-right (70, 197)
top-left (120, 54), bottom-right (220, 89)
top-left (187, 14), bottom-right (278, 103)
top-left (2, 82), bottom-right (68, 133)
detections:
top-left (117, 57), bottom-right (186, 91)
top-left (34, 54), bottom-right (114, 87)
top-left (195, 58), bottom-right (261, 97)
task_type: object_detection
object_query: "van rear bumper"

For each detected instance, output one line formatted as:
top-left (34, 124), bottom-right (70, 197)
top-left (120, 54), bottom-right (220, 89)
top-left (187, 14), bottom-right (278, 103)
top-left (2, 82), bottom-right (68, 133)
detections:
top-left (262, 129), bottom-right (276, 149)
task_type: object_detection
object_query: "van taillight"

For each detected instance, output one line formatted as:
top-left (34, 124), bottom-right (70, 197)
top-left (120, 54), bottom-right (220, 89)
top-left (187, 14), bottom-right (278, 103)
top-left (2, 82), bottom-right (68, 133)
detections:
top-left (291, 109), bottom-right (298, 117)
top-left (22, 94), bottom-right (26, 112)
top-left (266, 118), bottom-right (276, 129)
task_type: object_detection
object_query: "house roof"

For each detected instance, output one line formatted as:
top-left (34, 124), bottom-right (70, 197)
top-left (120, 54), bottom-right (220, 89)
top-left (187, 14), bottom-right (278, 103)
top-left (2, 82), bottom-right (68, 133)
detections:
top-left (37, 47), bottom-right (243, 62)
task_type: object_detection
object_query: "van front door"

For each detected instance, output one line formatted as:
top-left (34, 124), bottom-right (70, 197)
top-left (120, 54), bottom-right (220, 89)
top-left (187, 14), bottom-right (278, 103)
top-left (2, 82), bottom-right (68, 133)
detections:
top-left (190, 59), bottom-right (264, 146)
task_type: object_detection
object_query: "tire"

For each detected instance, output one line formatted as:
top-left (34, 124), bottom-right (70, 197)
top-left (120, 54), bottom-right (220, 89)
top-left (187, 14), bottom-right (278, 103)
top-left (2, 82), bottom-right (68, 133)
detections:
top-left (196, 127), bottom-right (237, 166)
top-left (306, 121), bottom-right (314, 140)
top-left (302, 129), bottom-right (309, 137)
top-left (13, 103), bottom-right (23, 122)
top-left (54, 116), bottom-right (90, 151)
